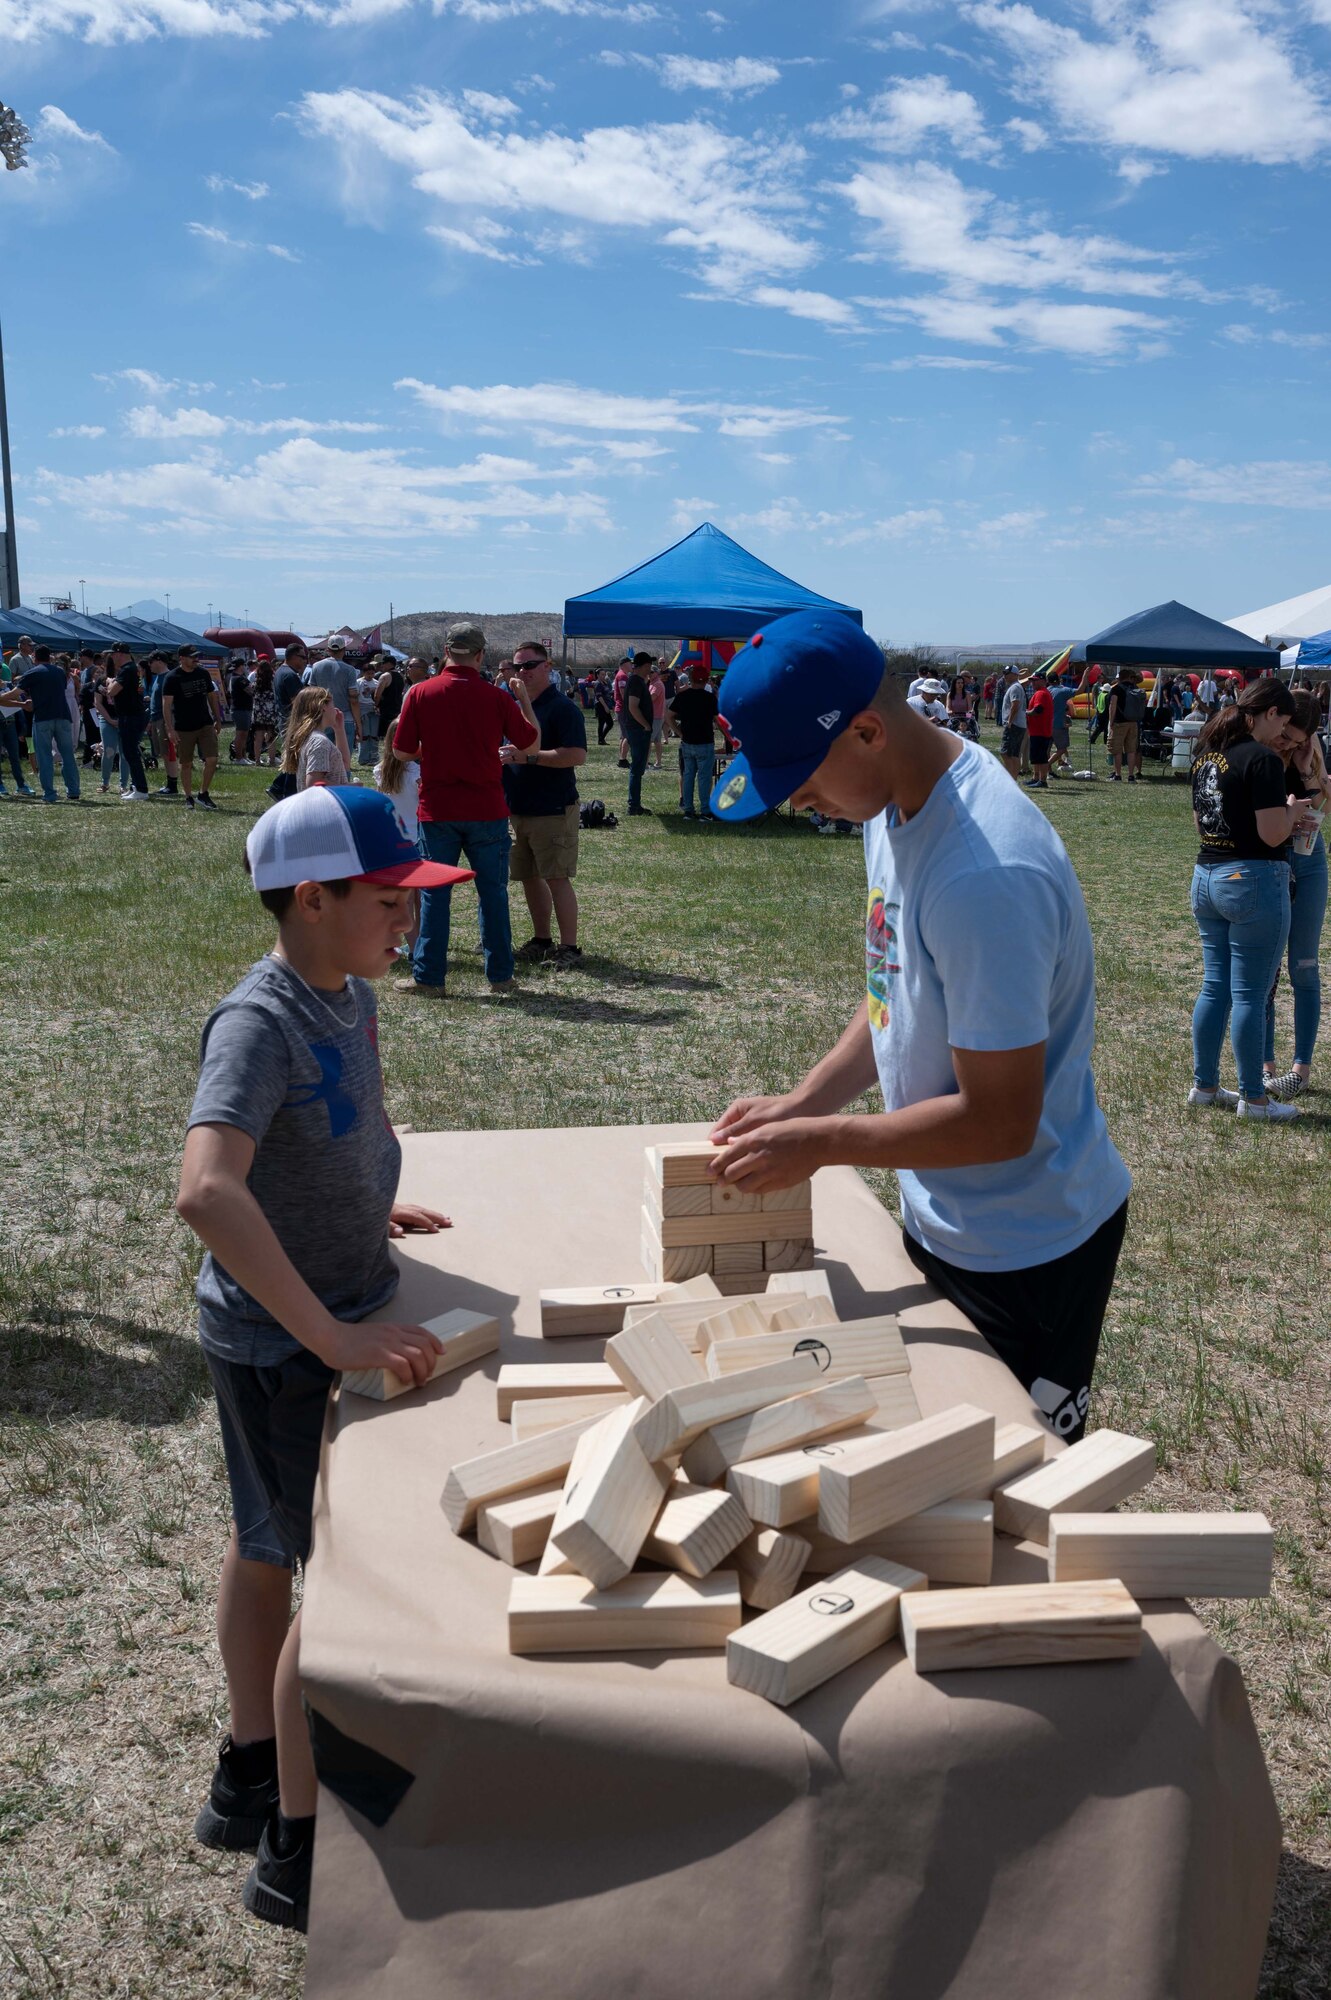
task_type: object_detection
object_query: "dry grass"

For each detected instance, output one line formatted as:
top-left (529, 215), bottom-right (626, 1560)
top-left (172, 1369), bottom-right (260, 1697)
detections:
top-left (0, 729), bottom-right (1327, 1996)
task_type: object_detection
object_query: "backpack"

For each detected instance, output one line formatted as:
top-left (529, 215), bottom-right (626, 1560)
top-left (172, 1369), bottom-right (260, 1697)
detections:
top-left (579, 798), bottom-right (618, 830)
top-left (1121, 687), bottom-right (1147, 725)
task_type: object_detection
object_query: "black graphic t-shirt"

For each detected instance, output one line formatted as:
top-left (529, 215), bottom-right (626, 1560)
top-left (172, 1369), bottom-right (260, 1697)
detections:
top-left (1193, 737), bottom-right (1288, 864)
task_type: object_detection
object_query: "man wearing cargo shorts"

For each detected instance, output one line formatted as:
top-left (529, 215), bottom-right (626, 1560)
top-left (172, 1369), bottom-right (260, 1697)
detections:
top-left (502, 641), bottom-right (588, 966)
top-left (163, 644), bottom-right (225, 811)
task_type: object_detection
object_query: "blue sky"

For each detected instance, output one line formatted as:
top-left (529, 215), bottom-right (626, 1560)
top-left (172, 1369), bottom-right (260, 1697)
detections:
top-left (4, 0), bottom-right (1331, 641)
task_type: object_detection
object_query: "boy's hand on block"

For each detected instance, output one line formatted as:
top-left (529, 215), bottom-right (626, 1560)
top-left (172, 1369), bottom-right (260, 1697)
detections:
top-left (710, 1094), bottom-right (791, 1144)
top-left (312, 1315), bottom-right (443, 1385)
top-left (713, 1115), bottom-right (831, 1195)
top-left (389, 1203), bottom-right (453, 1237)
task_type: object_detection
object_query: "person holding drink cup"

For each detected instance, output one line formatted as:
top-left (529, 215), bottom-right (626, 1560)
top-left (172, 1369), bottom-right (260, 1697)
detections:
top-left (1263, 689), bottom-right (1331, 1101)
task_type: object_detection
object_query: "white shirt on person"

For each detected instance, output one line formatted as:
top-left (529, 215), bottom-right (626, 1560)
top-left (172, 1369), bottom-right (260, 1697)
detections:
top-left (908, 696), bottom-right (948, 722)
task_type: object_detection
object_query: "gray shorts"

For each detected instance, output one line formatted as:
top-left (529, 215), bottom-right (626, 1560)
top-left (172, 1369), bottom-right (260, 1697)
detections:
top-left (206, 1346), bottom-right (335, 1568)
top-left (651, 718), bottom-right (664, 743)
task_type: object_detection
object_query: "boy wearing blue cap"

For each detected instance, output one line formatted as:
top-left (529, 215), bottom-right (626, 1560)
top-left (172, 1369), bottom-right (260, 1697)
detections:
top-left (176, 788), bottom-right (474, 1933)
top-left (709, 613), bottom-right (1129, 1445)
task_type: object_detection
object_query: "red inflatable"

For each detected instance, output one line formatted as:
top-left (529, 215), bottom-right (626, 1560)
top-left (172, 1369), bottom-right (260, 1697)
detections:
top-left (204, 627), bottom-right (304, 660)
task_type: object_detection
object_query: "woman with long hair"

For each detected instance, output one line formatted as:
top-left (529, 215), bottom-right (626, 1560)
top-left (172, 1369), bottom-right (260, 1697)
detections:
top-left (1189, 675), bottom-right (1314, 1121)
top-left (282, 687), bottom-right (349, 790)
top-left (374, 717), bottom-right (419, 842)
top-left (249, 660), bottom-right (279, 766)
top-left (1262, 689), bottom-right (1331, 1100)
top-left (107, 654), bottom-right (150, 800)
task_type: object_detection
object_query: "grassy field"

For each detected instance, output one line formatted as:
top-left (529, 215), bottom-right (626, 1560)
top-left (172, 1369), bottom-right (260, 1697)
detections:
top-left (1, 727), bottom-right (1328, 1997)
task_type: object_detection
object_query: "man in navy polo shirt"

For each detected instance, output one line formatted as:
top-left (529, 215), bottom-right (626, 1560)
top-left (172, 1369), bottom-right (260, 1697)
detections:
top-left (502, 640), bottom-right (588, 965)
top-left (707, 612), bottom-right (1129, 1442)
top-left (18, 644), bottom-right (81, 804)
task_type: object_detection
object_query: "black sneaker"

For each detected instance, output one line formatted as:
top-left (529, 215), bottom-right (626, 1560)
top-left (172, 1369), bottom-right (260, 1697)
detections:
top-left (553, 943), bottom-right (583, 966)
top-left (194, 1737), bottom-right (280, 1852)
top-left (516, 936), bottom-right (555, 962)
top-left (184, 794), bottom-right (195, 810)
top-left (197, 792), bottom-right (219, 811)
top-left (627, 805), bottom-right (653, 816)
top-left (242, 1820), bottom-right (312, 1933)
top-left (155, 783), bottom-right (178, 797)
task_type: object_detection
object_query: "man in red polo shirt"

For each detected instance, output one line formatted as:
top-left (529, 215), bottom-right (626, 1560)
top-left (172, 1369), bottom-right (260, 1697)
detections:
top-left (392, 621), bottom-right (540, 998)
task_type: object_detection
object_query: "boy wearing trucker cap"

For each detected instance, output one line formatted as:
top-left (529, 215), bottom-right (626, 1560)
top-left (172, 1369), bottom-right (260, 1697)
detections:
top-left (176, 788), bottom-right (474, 1933)
top-left (709, 612), bottom-right (1129, 1445)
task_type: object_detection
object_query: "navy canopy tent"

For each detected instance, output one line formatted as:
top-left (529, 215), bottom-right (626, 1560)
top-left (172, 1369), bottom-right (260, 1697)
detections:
top-left (0, 606), bottom-right (80, 646)
top-left (563, 521), bottom-right (863, 640)
top-left (119, 617), bottom-right (230, 658)
top-left (1075, 600), bottom-right (1280, 672)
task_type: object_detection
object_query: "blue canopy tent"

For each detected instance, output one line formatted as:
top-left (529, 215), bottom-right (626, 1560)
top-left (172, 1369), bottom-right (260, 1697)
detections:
top-left (1074, 600), bottom-right (1280, 672)
top-left (1292, 628), bottom-right (1331, 671)
top-left (117, 617), bottom-right (231, 659)
top-left (0, 605), bottom-right (82, 646)
top-left (563, 521), bottom-right (862, 644)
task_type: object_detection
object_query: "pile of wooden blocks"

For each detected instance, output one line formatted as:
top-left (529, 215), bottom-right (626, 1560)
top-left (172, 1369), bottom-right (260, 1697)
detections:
top-left (427, 1154), bottom-right (1274, 1705)
top-left (641, 1141), bottom-right (815, 1290)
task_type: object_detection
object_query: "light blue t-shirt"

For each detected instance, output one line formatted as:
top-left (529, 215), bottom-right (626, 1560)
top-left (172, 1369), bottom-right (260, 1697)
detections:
top-left (862, 739), bottom-right (1129, 1272)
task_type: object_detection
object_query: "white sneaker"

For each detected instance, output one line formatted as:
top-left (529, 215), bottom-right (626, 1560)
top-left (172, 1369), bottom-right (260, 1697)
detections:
top-left (1237, 1097), bottom-right (1301, 1122)
top-left (1187, 1086), bottom-right (1239, 1109)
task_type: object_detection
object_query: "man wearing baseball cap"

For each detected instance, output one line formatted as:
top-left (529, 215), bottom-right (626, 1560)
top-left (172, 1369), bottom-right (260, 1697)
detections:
top-left (708, 610), bottom-right (1129, 1443)
top-left (177, 786), bottom-right (473, 1934)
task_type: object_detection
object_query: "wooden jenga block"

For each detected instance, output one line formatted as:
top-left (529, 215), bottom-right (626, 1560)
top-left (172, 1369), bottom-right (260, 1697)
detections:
top-left (867, 1372), bottom-right (923, 1428)
top-left (764, 1239), bottom-right (815, 1273)
top-left (1048, 1512), bottom-right (1273, 1598)
top-left (476, 1481), bottom-right (563, 1567)
top-left (681, 1376), bottom-right (879, 1486)
top-left (605, 1312), bottom-right (707, 1402)
top-left (715, 1272), bottom-right (776, 1296)
top-left (642, 1204), bottom-right (713, 1282)
top-left (642, 1480), bottom-right (753, 1578)
top-left (760, 1181), bottom-right (814, 1213)
top-left (901, 1579), bottom-right (1142, 1673)
top-left (956, 1421), bottom-right (1048, 1500)
top-left (714, 1240), bottom-right (765, 1275)
top-left (993, 1430), bottom-right (1156, 1546)
top-left (664, 1273), bottom-right (724, 1303)
top-left (732, 1527), bottom-right (811, 1610)
top-left (633, 1352), bottom-right (823, 1464)
top-left (694, 1297), bottom-right (819, 1352)
top-left (340, 1308), bottom-right (500, 1399)
top-left (508, 1569), bottom-right (743, 1655)
top-left (800, 1499), bottom-right (994, 1586)
top-left (646, 1141), bottom-right (726, 1187)
top-left (727, 1557), bottom-right (928, 1706)
top-left (727, 1409), bottom-right (917, 1527)
top-left (539, 1283), bottom-right (672, 1339)
top-left (443, 1410), bottom-right (611, 1534)
top-left (496, 1363), bottom-right (621, 1420)
top-left (539, 1421), bottom-right (611, 1575)
top-left (817, 1405), bottom-right (996, 1543)
top-left (548, 1397), bottom-right (672, 1589)
top-left (510, 1393), bottom-right (631, 1442)
top-left (766, 1269), bottom-right (835, 1312)
top-left (711, 1182), bottom-right (761, 1214)
top-left (621, 1291), bottom-right (770, 1343)
top-left (657, 1207), bottom-right (815, 1249)
top-left (648, 1181), bottom-right (713, 1219)
top-left (705, 1315), bottom-right (908, 1385)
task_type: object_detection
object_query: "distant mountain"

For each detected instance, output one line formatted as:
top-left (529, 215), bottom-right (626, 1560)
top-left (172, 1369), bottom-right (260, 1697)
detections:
top-left (114, 598), bottom-right (257, 634)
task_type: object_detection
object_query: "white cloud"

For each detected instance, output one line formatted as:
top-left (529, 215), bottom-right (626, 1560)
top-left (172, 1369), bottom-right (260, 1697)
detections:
top-left (861, 291), bottom-right (1172, 358)
top-left (1220, 323), bottom-right (1327, 350)
top-left (5, 0), bottom-right (285, 42)
top-left (265, 242), bottom-right (302, 261)
top-left (840, 507), bottom-right (946, 543)
top-left (671, 495), bottom-right (719, 529)
top-left (50, 423), bottom-right (107, 437)
top-left (434, 0), bottom-right (657, 18)
top-left (188, 220), bottom-right (249, 248)
top-left (1134, 457), bottom-right (1331, 508)
top-left (753, 450), bottom-right (792, 465)
top-left (427, 218), bottom-right (532, 264)
top-left (96, 367), bottom-right (216, 394)
top-left (1117, 158), bottom-right (1163, 186)
top-left (972, 0), bottom-right (1331, 167)
top-left (461, 89), bottom-right (518, 119)
top-left (1005, 116), bottom-right (1047, 151)
top-left (205, 173), bottom-right (269, 198)
top-left (657, 55), bottom-right (781, 93)
top-left (841, 160), bottom-right (1178, 298)
top-left (396, 376), bottom-right (843, 438)
top-left (870, 354), bottom-right (1023, 371)
top-left (37, 104), bottom-right (112, 147)
top-left (125, 404), bottom-right (386, 438)
top-left (39, 436), bottom-right (616, 538)
top-left (819, 74), bottom-right (999, 161)
top-left (749, 285), bottom-right (860, 328)
top-left (296, 89), bottom-right (814, 286)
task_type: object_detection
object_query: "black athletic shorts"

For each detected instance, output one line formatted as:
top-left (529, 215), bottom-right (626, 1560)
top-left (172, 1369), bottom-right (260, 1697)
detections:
top-left (1028, 734), bottom-right (1053, 765)
top-left (206, 1346), bottom-right (335, 1568)
top-left (902, 1199), bottom-right (1128, 1442)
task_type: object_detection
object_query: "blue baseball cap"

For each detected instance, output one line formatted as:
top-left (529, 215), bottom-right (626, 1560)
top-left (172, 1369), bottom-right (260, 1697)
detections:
top-left (246, 786), bottom-right (476, 893)
top-left (710, 612), bottom-right (885, 821)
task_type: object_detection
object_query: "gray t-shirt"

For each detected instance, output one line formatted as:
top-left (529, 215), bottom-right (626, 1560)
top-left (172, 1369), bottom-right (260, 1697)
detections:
top-left (1001, 681), bottom-right (1027, 730)
top-left (307, 657), bottom-right (360, 720)
top-left (187, 955), bottom-right (401, 1364)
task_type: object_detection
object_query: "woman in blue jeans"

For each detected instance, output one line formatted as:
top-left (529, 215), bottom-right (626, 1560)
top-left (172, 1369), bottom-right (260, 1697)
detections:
top-left (1263, 690), bottom-right (1331, 1100)
top-left (1189, 676), bottom-right (1314, 1123)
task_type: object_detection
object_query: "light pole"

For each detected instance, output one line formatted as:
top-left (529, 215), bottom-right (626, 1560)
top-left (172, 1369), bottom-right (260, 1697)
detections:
top-left (165, 590), bottom-right (172, 625)
top-left (207, 601), bottom-right (213, 628)
top-left (0, 315), bottom-right (19, 610)
top-left (79, 578), bottom-right (86, 615)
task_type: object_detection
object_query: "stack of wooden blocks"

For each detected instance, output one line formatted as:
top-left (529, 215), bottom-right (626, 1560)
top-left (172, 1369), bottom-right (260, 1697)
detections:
top-left (641, 1141), bottom-right (815, 1292)
top-left (419, 1153), bottom-right (1275, 1706)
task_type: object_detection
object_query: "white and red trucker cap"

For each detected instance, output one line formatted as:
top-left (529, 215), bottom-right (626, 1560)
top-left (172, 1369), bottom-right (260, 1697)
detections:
top-left (246, 786), bottom-right (475, 892)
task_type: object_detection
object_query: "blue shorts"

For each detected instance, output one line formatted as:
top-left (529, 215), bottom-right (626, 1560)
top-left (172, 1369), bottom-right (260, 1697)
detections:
top-left (206, 1347), bottom-right (335, 1568)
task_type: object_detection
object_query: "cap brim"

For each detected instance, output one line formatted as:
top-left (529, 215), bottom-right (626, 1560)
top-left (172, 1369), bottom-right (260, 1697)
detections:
top-left (709, 748), bottom-right (825, 822)
top-left (358, 862), bottom-right (476, 889)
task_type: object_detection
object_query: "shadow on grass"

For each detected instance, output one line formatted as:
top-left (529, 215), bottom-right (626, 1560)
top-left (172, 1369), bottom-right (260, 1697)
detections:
top-left (558, 955), bottom-right (720, 995)
top-left (1260, 1851), bottom-right (1331, 2000)
top-left (0, 1310), bottom-right (210, 1427)
top-left (481, 990), bottom-right (687, 1027)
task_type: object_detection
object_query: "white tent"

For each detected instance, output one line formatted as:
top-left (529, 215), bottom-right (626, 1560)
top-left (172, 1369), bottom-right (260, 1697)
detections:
top-left (1226, 582), bottom-right (1331, 644)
